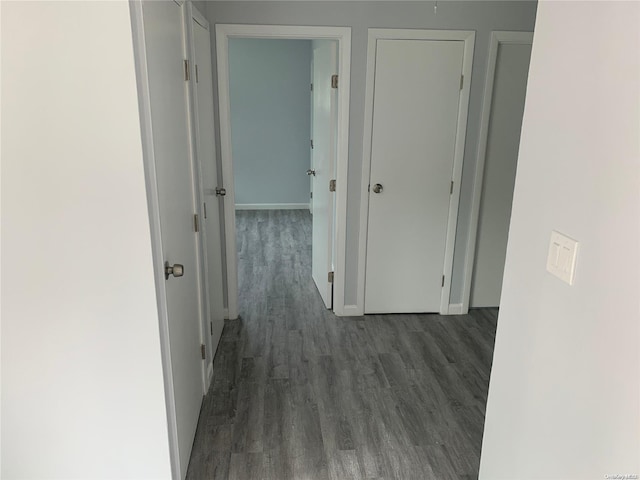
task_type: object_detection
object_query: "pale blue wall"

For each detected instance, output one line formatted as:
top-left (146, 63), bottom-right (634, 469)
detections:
top-left (229, 39), bottom-right (311, 206)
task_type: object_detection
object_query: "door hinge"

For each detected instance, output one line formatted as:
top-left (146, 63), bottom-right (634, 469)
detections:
top-left (195, 64), bottom-right (199, 83)
top-left (200, 344), bottom-right (206, 360)
top-left (203, 202), bottom-right (207, 219)
top-left (184, 59), bottom-right (190, 81)
top-left (310, 191), bottom-right (313, 199)
top-left (310, 83), bottom-right (313, 92)
top-left (331, 74), bottom-right (338, 89)
top-left (442, 275), bottom-right (445, 287)
top-left (310, 139), bottom-right (314, 149)
top-left (460, 74), bottom-right (464, 90)
top-left (328, 271), bottom-right (334, 283)
top-left (329, 179), bottom-right (336, 192)
top-left (210, 321), bottom-right (213, 336)
top-left (450, 181), bottom-right (454, 194)
top-left (194, 214), bottom-right (200, 233)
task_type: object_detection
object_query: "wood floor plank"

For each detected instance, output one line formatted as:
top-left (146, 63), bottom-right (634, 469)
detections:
top-left (327, 450), bottom-right (365, 480)
top-left (228, 452), bottom-right (264, 480)
top-left (186, 210), bottom-right (499, 480)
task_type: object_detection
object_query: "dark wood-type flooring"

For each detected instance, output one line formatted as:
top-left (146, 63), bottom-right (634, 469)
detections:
top-left (186, 209), bottom-right (498, 480)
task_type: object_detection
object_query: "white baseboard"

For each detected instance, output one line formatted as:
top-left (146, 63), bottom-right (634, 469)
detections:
top-left (340, 304), bottom-right (364, 317)
top-left (448, 303), bottom-right (465, 315)
top-left (235, 203), bottom-right (309, 210)
top-left (223, 308), bottom-right (229, 319)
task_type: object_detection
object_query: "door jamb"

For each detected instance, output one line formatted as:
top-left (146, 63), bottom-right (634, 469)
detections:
top-left (460, 31), bottom-right (534, 314)
top-left (215, 24), bottom-right (352, 319)
top-left (184, 2), bottom-right (216, 393)
top-left (356, 28), bottom-right (475, 316)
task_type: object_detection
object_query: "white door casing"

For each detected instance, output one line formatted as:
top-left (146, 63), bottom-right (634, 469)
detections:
top-left (188, 5), bottom-right (226, 386)
top-left (133, 1), bottom-right (204, 478)
top-left (311, 40), bottom-right (338, 308)
top-left (358, 29), bottom-right (475, 315)
top-left (215, 25), bottom-right (352, 318)
top-left (309, 58), bottom-right (314, 215)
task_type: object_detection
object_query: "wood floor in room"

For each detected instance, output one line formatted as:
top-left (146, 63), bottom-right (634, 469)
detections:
top-left (186, 209), bottom-right (498, 480)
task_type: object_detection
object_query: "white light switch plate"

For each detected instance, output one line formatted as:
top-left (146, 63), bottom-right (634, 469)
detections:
top-left (546, 231), bottom-right (579, 285)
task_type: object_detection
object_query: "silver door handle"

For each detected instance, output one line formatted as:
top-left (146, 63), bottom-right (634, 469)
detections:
top-left (164, 262), bottom-right (184, 279)
top-left (215, 187), bottom-right (226, 197)
top-left (306, 169), bottom-right (316, 176)
top-left (372, 183), bottom-right (383, 194)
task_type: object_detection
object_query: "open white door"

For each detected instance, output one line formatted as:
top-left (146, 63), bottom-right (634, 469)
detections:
top-left (139, 2), bottom-right (203, 478)
top-left (311, 40), bottom-right (338, 309)
top-left (365, 39), bottom-right (465, 314)
top-left (190, 8), bottom-right (225, 378)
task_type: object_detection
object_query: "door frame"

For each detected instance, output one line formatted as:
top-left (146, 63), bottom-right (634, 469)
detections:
top-left (215, 24), bottom-right (352, 319)
top-left (461, 31), bottom-right (534, 314)
top-left (357, 28), bottom-right (475, 315)
top-left (185, 2), bottom-right (216, 392)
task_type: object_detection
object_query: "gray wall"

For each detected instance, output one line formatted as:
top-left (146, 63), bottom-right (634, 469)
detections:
top-left (229, 39), bottom-right (312, 206)
top-left (192, 0), bottom-right (208, 15)
top-left (205, 1), bottom-right (538, 306)
top-left (479, 1), bottom-right (639, 477)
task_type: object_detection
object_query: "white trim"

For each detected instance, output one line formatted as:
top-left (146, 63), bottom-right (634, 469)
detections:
top-left (341, 305), bottom-right (363, 317)
top-left (216, 24), bottom-right (352, 319)
top-left (448, 303), bottom-right (464, 315)
top-left (129, 3), bottom-right (180, 478)
top-left (461, 31), bottom-right (534, 315)
top-left (357, 28), bottom-right (475, 317)
top-left (235, 203), bottom-right (310, 210)
top-left (223, 307), bottom-right (230, 320)
top-left (191, 3), bottom-right (208, 30)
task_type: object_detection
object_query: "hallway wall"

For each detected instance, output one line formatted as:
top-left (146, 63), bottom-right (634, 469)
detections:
top-left (479, 1), bottom-right (640, 476)
top-left (204, 1), bottom-right (538, 308)
top-left (1, 2), bottom-right (172, 477)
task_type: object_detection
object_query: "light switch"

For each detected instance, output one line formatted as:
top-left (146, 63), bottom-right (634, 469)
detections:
top-left (546, 231), bottom-right (579, 285)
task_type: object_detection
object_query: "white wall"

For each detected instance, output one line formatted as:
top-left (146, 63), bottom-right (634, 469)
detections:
top-left (479, 1), bottom-right (640, 478)
top-left (1, 2), bottom-right (172, 478)
top-left (229, 39), bottom-right (312, 207)
top-left (205, 1), bottom-right (538, 306)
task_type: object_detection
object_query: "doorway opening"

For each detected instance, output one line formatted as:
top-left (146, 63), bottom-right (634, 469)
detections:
top-left (215, 25), bottom-right (351, 319)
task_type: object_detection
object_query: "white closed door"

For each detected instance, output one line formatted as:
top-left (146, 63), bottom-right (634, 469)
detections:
top-left (141, 1), bottom-right (203, 478)
top-left (365, 39), bottom-right (464, 313)
top-left (311, 40), bottom-right (338, 308)
top-left (192, 14), bottom-right (225, 362)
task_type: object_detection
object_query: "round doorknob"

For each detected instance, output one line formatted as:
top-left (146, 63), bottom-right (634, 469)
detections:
top-left (164, 262), bottom-right (184, 279)
top-left (306, 169), bottom-right (316, 176)
top-left (372, 183), bottom-right (383, 194)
